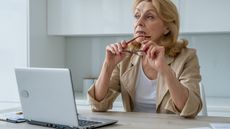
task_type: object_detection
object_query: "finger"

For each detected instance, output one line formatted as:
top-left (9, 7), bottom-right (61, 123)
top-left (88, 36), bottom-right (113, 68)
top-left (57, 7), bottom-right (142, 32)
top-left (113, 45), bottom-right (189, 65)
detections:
top-left (151, 47), bottom-right (158, 59)
top-left (106, 45), bottom-right (116, 54)
top-left (140, 41), bottom-right (149, 51)
top-left (117, 42), bottom-right (123, 53)
top-left (141, 41), bottom-right (156, 52)
top-left (147, 46), bottom-right (158, 59)
top-left (111, 43), bottom-right (120, 55)
top-left (141, 39), bottom-right (150, 44)
top-left (146, 45), bottom-right (153, 59)
top-left (158, 46), bottom-right (165, 57)
top-left (140, 40), bottom-right (149, 46)
top-left (108, 44), bottom-right (119, 54)
top-left (121, 40), bottom-right (127, 48)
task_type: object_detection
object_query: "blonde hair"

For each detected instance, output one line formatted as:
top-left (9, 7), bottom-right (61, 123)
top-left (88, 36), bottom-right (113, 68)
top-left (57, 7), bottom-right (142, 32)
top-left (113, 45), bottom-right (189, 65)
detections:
top-left (133, 0), bottom-right (188, 57)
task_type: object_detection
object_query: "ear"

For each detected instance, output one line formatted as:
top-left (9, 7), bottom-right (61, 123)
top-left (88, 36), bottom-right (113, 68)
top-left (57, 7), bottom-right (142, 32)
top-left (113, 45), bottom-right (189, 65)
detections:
top-left (163, 26), bottom-right (170, 35)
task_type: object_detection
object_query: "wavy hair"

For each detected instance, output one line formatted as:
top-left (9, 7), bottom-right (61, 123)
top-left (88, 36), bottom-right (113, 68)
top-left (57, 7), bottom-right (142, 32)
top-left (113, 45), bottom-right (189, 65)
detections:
top-left (133, 0), bottom-right (188, 57)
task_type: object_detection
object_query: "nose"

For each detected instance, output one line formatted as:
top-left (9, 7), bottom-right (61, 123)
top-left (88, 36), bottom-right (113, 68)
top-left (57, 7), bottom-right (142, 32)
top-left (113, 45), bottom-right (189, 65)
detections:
top-left (135, 16), bottom-right (145, 27)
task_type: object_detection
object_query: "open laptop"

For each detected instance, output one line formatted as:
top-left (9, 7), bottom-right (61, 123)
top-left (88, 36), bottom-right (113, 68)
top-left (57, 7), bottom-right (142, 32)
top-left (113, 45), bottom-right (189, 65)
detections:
top-left (15, 67), bottom-right (117, 129)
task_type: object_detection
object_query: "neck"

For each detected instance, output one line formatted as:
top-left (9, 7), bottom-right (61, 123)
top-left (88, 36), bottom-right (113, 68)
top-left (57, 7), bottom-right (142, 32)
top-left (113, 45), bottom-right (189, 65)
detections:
top-left (142, 56), bottom-right (157, 80)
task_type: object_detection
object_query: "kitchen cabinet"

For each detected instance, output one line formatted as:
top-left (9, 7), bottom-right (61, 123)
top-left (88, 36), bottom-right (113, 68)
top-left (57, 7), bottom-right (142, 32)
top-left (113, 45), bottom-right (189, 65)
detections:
top-left (48, 0), bottom-right (230, 35)
top-left (48, 0), bottom-right (180, 36)
top-left (47, 0), bottom-right (133, 35)
top-left (180, 0), bottom-right (230, 33)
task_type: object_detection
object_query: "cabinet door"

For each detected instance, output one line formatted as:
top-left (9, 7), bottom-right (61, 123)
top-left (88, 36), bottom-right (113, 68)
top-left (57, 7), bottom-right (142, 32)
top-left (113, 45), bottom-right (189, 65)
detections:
top-left (48, 0), bottom-right (133, 35)
top-left (180, 0), bottom-right (230, 33)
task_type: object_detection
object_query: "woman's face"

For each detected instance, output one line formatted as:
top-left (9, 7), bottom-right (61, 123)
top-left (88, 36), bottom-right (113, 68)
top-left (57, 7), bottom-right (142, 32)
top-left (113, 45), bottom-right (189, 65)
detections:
top-left (133, 1), bottom-right (168, 43)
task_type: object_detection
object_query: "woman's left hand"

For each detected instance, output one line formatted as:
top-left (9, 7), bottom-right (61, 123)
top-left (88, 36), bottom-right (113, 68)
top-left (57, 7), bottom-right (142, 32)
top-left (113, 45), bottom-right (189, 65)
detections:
top-left (141, 40), bottom-right (168, 73)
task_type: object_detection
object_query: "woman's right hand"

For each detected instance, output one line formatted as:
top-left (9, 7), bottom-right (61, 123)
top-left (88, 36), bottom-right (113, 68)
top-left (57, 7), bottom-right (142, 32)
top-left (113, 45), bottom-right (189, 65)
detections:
top-left (94, 40), bottom-right (127, 101)
top-left (104, 40), bottom-right (127, 67)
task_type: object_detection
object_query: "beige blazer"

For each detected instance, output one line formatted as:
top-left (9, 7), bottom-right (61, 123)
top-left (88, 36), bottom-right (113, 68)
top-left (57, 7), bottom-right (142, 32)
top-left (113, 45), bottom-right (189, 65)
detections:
top-left (88, 48), bottom-right (202, 118)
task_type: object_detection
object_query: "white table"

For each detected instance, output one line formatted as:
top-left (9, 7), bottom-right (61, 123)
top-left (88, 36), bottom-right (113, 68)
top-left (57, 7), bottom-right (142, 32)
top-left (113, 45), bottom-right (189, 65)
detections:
top-left (0, 107), bottom-right (230, 129)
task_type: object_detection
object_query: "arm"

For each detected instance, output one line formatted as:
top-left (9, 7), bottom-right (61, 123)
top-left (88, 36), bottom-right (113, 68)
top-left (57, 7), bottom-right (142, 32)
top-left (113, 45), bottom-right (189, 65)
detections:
top-left (141, 40), bottom-right (201, 115)
top-left (94, 41), bottom-right (127, 101)
top-left (158, 49), bottom-right (202, 117)
top-left (94, 61), bottom-right (115, 101)
top-left (88, 41), bottom-right (128, 111)
top-left (160, 63), bottom-right (189, 111)
top-left (170, 51), bottom-right (202, 117)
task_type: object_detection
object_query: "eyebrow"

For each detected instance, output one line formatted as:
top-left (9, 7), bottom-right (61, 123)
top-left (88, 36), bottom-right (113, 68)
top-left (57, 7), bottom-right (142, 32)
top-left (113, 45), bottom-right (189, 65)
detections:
top-left (135, 8), bottom-right (156, 13)
top-left (145, 9), bottom-right (157, 14)
top-left (135, 8), bottom-right (157, 16)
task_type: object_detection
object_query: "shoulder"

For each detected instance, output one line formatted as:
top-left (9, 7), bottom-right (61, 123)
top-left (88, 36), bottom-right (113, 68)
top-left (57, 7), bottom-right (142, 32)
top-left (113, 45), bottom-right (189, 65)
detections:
top-left (180, 48), bottom-right (197, 56)
top-left (175, 48), bottom-right (198, 62)
top-left (170, 48), bottom-right (200, 75)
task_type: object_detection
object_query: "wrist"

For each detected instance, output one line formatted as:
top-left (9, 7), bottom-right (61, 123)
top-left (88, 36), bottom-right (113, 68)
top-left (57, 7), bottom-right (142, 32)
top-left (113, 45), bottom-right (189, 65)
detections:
top-left (103, 61), bottom-right (116, 72)
top-left (159, 64), bottom-right (175, 77)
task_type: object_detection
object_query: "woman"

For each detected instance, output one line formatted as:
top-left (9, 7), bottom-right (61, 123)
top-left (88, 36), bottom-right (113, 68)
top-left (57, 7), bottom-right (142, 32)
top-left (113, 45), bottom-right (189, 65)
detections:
top-left (88, 0), bottom-right (202, 118)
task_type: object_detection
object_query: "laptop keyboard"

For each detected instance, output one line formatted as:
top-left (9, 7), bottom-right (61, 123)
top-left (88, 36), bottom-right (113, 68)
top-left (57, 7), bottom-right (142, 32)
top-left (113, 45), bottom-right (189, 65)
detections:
top-left (78, 119), bottom-right (102, 126)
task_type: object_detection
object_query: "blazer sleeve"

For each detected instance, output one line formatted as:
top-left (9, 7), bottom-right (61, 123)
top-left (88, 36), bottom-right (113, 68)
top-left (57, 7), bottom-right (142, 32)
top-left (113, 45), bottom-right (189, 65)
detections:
top-left (87, 65), bottom-right (121, 112)
top-left (166, 49), bottom-right (203, 118)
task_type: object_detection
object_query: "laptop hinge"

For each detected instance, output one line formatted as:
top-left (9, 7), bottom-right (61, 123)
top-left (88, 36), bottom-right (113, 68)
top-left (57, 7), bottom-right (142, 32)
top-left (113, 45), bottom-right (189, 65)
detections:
top-left (27, 120), bottom-right (81, 129)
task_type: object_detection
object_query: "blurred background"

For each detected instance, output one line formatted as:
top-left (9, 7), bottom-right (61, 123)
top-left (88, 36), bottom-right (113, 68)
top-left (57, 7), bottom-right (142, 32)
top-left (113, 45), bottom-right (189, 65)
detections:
top-left (0, 0), bottom-right (230, 116)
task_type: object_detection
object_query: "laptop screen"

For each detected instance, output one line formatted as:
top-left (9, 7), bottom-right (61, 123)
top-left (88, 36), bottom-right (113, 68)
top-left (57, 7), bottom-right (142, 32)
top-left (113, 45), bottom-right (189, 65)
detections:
top-left (15, 68), bottom-right (79, 127)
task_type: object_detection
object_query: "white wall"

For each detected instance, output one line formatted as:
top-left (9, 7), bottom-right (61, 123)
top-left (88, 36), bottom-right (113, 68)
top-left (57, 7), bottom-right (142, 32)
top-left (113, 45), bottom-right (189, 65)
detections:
top-left (0, 0), bottom-right (66, 102)
top-left (29, 0), bottom-right (66, 68)
top-left (66, 36), bottom-right (131, 92)
top-left (66, 34), bottom-right (230, 98)
top-left (0, 0), bottom-right (28, 102)
top-left (182, 33), bottom-right (230, 97)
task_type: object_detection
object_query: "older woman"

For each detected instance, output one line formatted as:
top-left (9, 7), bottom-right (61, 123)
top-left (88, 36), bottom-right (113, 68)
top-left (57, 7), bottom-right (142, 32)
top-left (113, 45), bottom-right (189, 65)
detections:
top-left (88, 0), bottom-right (202, 118)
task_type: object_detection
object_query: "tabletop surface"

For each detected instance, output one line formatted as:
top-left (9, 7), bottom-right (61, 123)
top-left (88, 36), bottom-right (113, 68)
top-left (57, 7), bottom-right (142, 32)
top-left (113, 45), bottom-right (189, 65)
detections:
top-left (0, 107), bottom-right (230, 129)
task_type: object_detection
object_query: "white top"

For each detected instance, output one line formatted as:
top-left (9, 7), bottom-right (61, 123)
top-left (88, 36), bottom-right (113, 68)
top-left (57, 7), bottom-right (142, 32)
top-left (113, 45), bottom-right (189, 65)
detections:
top-left (133, 62), bottom-right (157, 113)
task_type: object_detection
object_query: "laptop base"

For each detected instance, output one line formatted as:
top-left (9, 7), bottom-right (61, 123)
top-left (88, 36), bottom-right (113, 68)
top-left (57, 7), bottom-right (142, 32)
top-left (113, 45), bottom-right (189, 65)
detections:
top-left (27, 120), bottom-right (80, 129)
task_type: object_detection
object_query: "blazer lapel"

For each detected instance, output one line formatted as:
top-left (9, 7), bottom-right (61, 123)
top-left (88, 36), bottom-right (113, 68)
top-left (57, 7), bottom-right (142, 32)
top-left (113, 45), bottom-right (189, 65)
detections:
top-left (120, 55), bottom-right (174, 110)
top-left (156, 55), bottom-right (174, 108)
top-left (120, 55), bottom-right (141, 103)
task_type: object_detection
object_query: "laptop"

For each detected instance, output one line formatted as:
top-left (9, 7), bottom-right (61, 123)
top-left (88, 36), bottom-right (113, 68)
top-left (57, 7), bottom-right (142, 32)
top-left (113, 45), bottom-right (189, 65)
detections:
top-left (15, 67), bottom-right (118, 129)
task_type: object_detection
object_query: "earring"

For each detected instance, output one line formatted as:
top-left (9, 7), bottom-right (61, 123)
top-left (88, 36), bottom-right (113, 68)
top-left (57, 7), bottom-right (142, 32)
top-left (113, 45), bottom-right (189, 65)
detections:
top-left (164, 30), bottom-right (170, 35)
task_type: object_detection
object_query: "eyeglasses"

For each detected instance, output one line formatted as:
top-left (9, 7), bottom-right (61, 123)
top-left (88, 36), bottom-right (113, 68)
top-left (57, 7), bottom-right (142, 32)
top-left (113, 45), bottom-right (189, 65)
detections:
top-left (122, 50), bottom-right (146, 56)
top-left (125, 35), bottom-right (151, 45)
top-left (122, 35), bottom-right (150, 56)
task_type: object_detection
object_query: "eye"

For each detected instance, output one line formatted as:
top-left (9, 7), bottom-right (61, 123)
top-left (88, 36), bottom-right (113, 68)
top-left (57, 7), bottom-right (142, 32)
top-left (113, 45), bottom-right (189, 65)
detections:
top-left (134, 14), bottom-right (140, 19)
top-left (146, 15), bottom-right (155, 20)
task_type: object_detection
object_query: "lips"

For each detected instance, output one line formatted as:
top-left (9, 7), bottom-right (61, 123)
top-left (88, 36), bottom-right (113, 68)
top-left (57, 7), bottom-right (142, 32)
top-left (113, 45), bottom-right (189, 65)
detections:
top-left (135, 30), bottom-right (147, 36)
